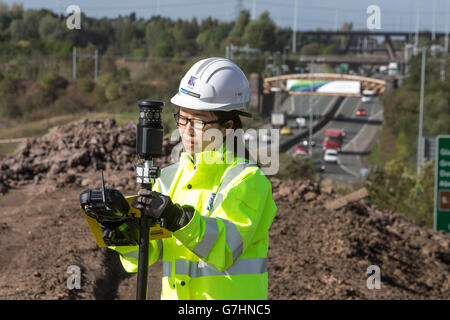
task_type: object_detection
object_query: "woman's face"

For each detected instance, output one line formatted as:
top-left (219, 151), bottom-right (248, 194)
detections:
top-left (177, 107), bottom-right (232, 155)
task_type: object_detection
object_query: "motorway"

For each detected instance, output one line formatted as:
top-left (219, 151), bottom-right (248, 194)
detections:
top-left (280, 95), bottom-right (384, 184)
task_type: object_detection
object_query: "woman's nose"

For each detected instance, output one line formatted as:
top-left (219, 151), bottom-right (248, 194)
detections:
top-left (186, 121), bottom-right (196, 134)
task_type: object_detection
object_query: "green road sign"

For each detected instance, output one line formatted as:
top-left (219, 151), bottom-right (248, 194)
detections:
top-left (435, 135), bottom-right (450, 233)
top-left (339, 64), bottom-right (349, 73)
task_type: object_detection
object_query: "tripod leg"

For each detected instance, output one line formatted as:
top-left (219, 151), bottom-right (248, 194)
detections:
top-left (136, 215), bottom-right (150, 300)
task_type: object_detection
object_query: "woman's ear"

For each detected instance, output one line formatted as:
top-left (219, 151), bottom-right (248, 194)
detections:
top-left (222, 120), bottom-right (233, 135)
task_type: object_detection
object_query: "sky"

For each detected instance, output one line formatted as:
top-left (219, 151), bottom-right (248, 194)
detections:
top-left (2, 0), bottom-right (450, 32)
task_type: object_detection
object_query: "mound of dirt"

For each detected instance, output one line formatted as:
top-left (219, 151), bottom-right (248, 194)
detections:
top-left (268, 178), bottom-right (450, 299)
top-left (0, 119), bottom-right (449, 300)
top-left (0, 119), bottom-right (177, 195)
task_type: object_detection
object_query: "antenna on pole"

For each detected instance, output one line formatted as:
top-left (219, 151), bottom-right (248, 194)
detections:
top-left (432, 0), bottom-right (436, 41)
top-left (235, 0), bottom-right (243, 19)
top-left (292, 0), bottom-right (298, 53)
top-left (252, 0), bottom-right (256, 20)
top-left (441, 1), bottom-right (449, 81)
top-left (414, 7), bottom-right (420, 55)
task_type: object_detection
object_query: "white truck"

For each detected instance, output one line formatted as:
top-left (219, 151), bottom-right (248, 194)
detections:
top-left (271, 112), bottom-right (286, 128)
top-left (388, 62), bottom-right (398, 77)
top-left (295, 117), bottom-right (306, 128)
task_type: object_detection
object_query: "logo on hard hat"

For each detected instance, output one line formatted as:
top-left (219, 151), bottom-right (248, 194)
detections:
top-left (180, 87), bottom-right (200, 98)
top-left (188, 76), bottom-right (197, 87)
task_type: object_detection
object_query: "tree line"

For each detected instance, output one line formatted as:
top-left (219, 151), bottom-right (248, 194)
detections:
top-left (0, 3), bottom-right (344, 61)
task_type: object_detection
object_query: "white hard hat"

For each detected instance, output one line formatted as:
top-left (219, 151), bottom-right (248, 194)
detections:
top-left (170, 57), bottom-right (252, 117)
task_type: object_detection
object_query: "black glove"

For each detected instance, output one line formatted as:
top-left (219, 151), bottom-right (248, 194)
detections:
top-left (99, 221), bottom-right (140, 247)
top-left (131, 189), bottom-right (193, 232)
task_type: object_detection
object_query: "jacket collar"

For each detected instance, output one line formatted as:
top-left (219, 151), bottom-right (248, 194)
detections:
top-left (179, 143), bottom-right (237, 170)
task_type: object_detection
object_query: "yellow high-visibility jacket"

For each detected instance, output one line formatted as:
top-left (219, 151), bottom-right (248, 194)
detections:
top-left (110, 145), bottom-right (277, 300)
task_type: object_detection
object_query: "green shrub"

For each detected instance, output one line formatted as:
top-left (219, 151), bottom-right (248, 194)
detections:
top-left (39, 70), bottom-right (59, 90)
top-left (79, 78), bottom-right (94, 94)
top-left (133, 48), bottom-right (147, 58)
top-left (122, 82), bottom-right (155, 105)
top-left (364, 159), bottom-right (434, 228)
top-left (93, 84), bottom-right (107, 104)
top-left (105, 82), bottom-right (123, 101)
top-left (116, 67), bottom-right (130, 82)
top-left (275, 153), bottom-right (317, 180)
top-left (321, 44), bottom-right (339, 55)
top-left (0, 94), bottom-right (21, 118)
top-left (38, 70), bottom-right (68, 101)
top-left (50, 94), bottom-right (90, 115)
top-left (97, 72), bottom-right (115, 88)
top-left (300, 42), bottom-right (320, 55)
top-left (0, 77), bottom-right (16, 95)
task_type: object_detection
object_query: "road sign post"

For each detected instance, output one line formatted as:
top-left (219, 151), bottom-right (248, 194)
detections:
top-left (434, 135), bottom-right (450, 233)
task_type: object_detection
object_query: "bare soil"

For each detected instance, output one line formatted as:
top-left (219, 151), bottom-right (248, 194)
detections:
top-left (1, 119), bottom-right (449, 300)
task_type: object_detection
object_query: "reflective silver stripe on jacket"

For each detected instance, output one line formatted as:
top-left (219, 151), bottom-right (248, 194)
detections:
top-left (162, 258), bottom-right (267, 278)
top-left (192, 217), bottom-right (219, 258)
top-left (192, 161), bottom-right (257, 260)
top-left (192, 217), bottom-right (243, 261)
top-left (209, 161), bottom-right (258, 213)
top-left (221, 219), bottom-right (243, 262)
top-left (163, 261), bottom-right (171, 277)
top-left (158, 162), bottom-right (180, 196)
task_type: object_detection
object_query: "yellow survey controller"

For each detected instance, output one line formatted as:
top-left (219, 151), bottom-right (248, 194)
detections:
top-left (79, 171), bottom-right (171, 248)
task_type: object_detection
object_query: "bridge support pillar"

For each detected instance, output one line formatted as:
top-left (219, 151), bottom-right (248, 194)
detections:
top-left (384, 35), bottom-right (395, 60)
top-left (249, 73), bottom-right (262, 111)
top-left (261, 94), bottom-right (274, 118)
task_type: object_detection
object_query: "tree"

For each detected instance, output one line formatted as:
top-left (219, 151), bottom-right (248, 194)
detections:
top-left (242, 11), bottom-right (280, 52)
top-left (227, 10), bottom-right (250, 46)
top-left (197, 29), bottom-right (222, 54)
top-left (39, 14), bottom-right (65, 42)
top-left (9, 19), bottom-right (26, 41)
top-left (22, 10), bottom-right (40, 39)
top-left (300, 42), bottom-right (320, 55)
top-left (172, 18), bottom-right (198, 56)
top-left (321, 44), bottom-right (339, 55)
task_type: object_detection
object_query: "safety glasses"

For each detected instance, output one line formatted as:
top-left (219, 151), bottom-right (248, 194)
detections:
top-left (173, 113), bottom-right (222, 130)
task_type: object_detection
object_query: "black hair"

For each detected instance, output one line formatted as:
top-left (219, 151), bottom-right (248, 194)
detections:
top-left (212, 110), bottom-right (243, 130)
top-left (212, 110), bottom-right (252, 162)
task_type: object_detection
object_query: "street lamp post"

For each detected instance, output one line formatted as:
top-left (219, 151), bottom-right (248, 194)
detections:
top-left (309, 60), bottom-right (315, 156)
top-left (417, 47), bottom-right (426, 175)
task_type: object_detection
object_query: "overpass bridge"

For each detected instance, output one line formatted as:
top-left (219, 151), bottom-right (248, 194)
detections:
top-left (263, 73), bottom-right (386, 97)
top-left (295, 30), bottom-right (448, 60)
top-left (299, 30), bottom-right (447, 39)
top-left (296, 55), bottom-right (400, 65)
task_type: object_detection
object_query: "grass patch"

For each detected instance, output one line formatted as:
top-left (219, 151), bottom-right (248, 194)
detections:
top-left (0, 112), bottom-right (144, 140)
top-left (0, 142), bottom-right (20, 160)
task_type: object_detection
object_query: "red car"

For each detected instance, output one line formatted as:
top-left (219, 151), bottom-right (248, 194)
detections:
top-left (356, 108), bottom-right (366, 116)
top-left (294, 145), bottom-right (308, 156)
top-left (322, 128), bottom-right (345, 151)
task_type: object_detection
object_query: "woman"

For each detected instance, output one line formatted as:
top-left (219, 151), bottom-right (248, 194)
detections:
top-left (112, 57), bottom-right (277, 300)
